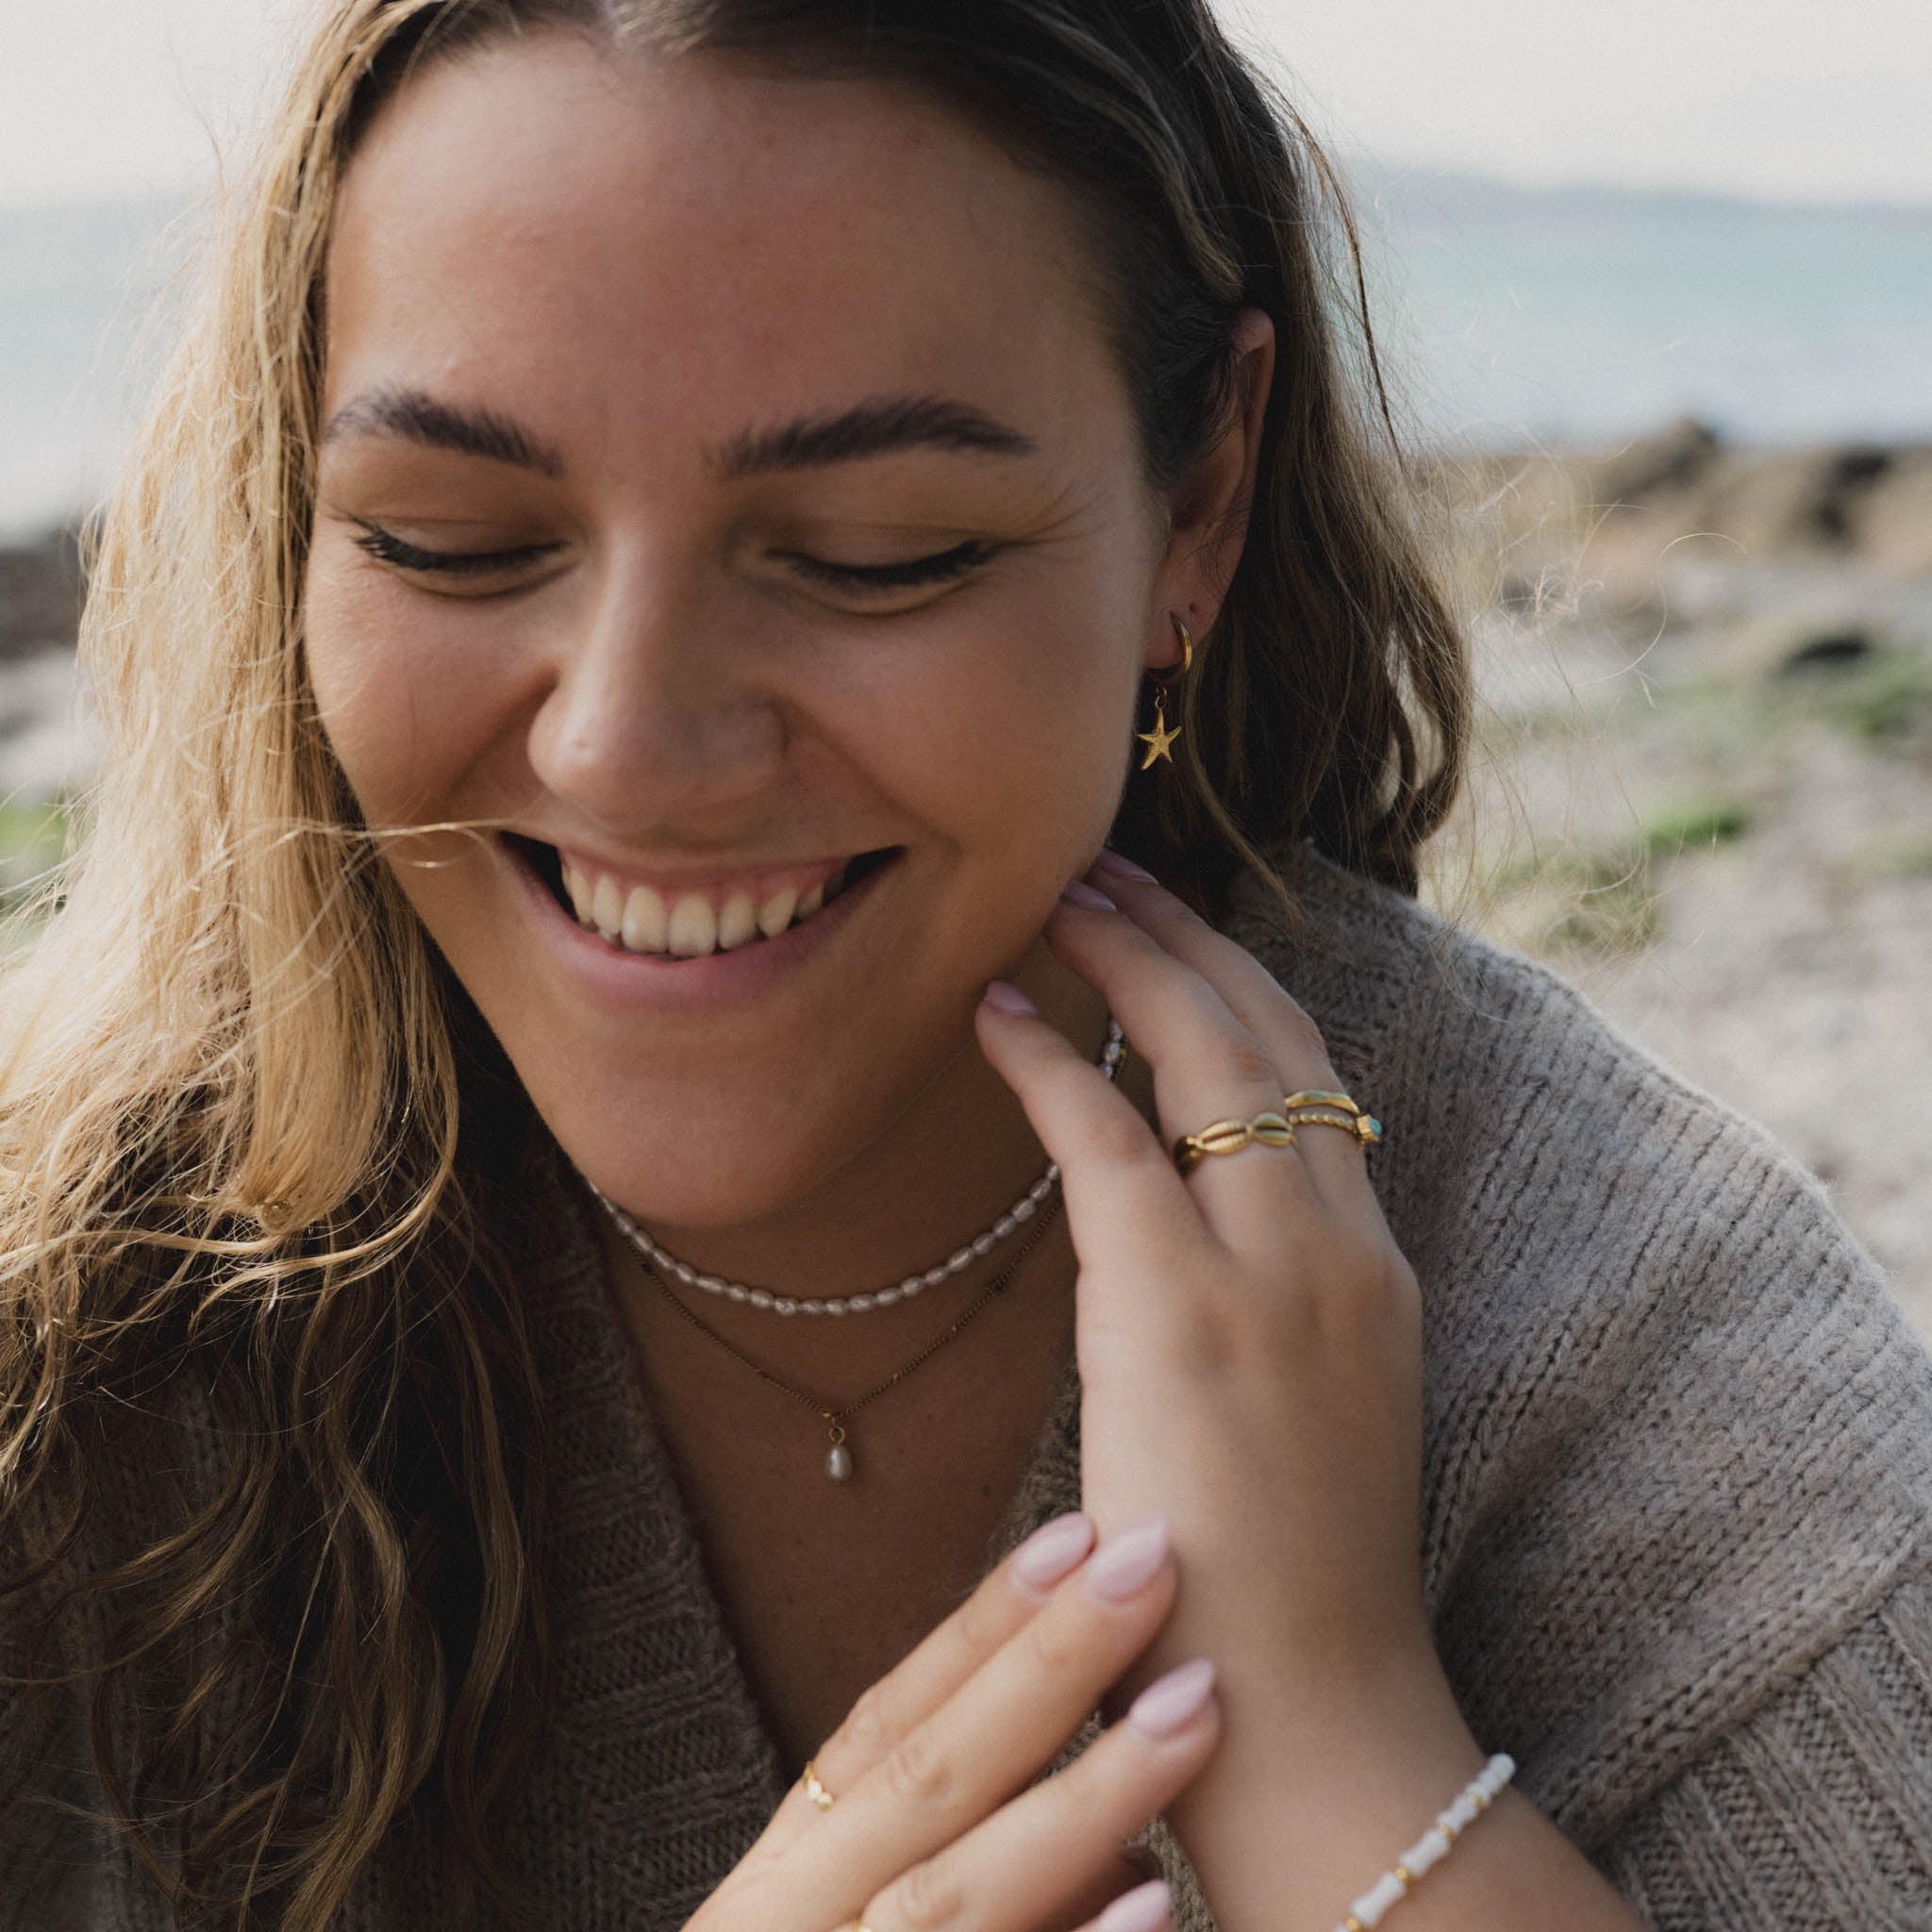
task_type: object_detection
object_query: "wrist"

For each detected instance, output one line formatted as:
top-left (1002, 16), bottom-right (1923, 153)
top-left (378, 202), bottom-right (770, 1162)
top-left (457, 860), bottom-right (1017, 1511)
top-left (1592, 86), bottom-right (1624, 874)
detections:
top-left (1166, 1650), bottom-right (1491, 1932)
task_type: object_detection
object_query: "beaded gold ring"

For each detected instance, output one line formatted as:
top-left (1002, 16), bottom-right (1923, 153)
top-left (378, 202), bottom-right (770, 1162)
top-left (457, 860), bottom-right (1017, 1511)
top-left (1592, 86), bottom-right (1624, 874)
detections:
top-left (1281, 1090), bottom-right (1384, 1147)
top-left (801, 1759), bottom-right (837, 1811)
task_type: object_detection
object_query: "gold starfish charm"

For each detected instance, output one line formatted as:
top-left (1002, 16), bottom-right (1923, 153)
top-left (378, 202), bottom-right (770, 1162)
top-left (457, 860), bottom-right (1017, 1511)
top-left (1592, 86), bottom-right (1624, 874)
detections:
top-left (1137, 692), bottom-right (1179, 768)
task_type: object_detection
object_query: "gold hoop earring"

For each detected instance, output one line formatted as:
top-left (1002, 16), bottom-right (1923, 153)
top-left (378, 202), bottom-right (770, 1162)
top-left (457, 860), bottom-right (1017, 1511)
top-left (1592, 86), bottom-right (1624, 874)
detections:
top-left (1137, 616), bottom-right (1193, 770)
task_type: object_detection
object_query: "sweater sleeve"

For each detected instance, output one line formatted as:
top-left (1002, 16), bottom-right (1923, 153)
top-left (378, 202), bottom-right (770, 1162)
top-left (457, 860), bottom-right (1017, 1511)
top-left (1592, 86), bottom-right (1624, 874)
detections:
top-left (0, 1685), bottom-right (121, 1932)
top-left (1595, 1562), bottom-right (1932, 1927)
top-left (0, 1534), bottom-right (132, 1932)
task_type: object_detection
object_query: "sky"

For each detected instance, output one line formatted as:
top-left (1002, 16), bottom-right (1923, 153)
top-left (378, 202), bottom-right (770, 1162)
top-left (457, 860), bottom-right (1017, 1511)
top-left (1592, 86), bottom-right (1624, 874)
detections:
top-left (1, 0), bottom-right (1928, 210)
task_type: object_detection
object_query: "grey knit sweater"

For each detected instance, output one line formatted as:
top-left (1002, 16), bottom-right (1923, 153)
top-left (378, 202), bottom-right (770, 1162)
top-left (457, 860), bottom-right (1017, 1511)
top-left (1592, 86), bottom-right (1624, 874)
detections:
top-left (6, 841), bottom-right (1932, 1929)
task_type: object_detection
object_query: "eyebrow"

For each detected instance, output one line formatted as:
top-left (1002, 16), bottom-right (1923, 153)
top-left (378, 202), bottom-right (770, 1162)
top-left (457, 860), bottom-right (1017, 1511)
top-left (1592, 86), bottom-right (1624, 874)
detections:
top-left (320, 385), bottom-right (1038, 479)
top-left (322, 385), bottom-right (566, 475)
top-left (712, 394), bottom-right (1040, 477)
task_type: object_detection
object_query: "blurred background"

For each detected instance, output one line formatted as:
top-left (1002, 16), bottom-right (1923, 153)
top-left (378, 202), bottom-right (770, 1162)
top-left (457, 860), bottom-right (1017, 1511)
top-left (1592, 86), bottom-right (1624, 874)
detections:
top-left (3, 0), bottom-right (1927, 1334)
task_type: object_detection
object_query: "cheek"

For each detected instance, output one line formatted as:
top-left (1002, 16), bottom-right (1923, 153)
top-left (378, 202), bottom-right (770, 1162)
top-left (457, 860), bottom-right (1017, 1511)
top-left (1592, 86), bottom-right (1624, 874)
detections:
top-left (302, 566), bottom-right (516, 823)
top-left (839, 575), bottom-right (1141, 882)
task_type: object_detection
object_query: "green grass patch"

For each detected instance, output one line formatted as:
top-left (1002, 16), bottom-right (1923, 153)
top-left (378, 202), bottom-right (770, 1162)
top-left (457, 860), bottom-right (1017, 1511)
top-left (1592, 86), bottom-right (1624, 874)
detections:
top-left (1641, 796), bottom-right (1753, 858)
top-left (1818, 653), bottom-right (1932, 744)
top-left (1545, 845), bottom-right (1660, 952)
top-left (0, 799), bottom-right (71, 918)
top-left (1487, 838), bottom-right (1662, 953)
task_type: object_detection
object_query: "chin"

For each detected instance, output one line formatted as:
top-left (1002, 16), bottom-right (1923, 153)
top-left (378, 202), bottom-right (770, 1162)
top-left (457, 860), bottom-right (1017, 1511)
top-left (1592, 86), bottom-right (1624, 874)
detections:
top-left (509, 1033), bottom-right (925, 1239)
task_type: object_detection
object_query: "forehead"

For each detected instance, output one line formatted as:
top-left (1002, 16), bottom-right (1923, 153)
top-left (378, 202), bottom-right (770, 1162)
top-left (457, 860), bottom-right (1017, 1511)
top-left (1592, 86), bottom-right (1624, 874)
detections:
top-left (324, 34), bottom-right (1125, 474)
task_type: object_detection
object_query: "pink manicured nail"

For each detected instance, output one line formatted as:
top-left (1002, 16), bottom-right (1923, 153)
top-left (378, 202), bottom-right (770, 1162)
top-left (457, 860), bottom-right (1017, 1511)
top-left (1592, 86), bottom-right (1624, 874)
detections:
top-left (1097, 1878), bottom-right (1173, 1932)
top-left (1059, 879), bottom-right (1117, 911)
top-left (1084, 1514), bottom-right (1170, 1602)
top-left (981, 979), bottom-right (1038, 1016)
top-left (1127, 1657), bottom-right (1217, 1740)
top-left (1094, 848), bottom-right (1158, 884)
top-left (1008, 1512), bottom-right (1096, 1596)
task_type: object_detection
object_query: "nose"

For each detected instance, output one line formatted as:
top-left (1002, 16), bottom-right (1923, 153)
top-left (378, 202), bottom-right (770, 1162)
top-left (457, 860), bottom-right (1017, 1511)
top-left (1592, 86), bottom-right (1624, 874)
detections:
top-left (525, 554), bottom-right (787, 832)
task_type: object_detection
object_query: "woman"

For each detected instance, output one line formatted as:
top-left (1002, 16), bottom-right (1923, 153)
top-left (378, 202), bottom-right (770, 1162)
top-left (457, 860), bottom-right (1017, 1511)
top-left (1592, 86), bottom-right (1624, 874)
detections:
top-left (4, 2), bottom-right (1929, 1928)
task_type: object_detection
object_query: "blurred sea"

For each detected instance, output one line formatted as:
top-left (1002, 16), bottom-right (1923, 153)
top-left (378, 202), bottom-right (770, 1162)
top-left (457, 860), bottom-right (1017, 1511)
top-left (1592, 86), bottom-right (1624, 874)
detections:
top-left (1356, 166), bottom-right (1932, 455)
top-left (3, 169), bottom-right (1931, 540)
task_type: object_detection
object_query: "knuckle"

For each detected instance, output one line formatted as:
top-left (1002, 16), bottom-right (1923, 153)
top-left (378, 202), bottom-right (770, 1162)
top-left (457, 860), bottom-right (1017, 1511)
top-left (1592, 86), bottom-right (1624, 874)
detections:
top-left (1087, 1103), bottom-right (1162, 1170)
top-left (1187, 1275), bottom-right (1294, 1368)
top-left (883, 1723), bottom-right (956, 1810)
top-left (1023, 1600), bottom-right (1090, 1673)
top-left (1315, 1243), bottom-right (1419, 1342)
top-left (1284, 992), bottom-right (1324, 1041)
top-left (951, 1574), bottom-right (1008, 1656)
top-left (887, 1855), bottom-right (969, 1932)
top-left (835, 1676), bottom-right (895, 1759)
top-left (1222, 1034), bottom-right (1281, 1091)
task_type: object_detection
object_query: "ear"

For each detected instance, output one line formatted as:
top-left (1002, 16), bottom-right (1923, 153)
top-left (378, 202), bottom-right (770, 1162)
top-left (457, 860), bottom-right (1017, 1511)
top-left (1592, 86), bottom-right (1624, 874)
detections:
top-left (1144, 307), bottom-right (1275, 673)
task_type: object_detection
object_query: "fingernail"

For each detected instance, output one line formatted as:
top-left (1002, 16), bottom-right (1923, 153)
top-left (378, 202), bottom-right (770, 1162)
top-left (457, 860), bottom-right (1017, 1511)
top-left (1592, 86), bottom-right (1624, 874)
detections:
top-left (1059, 879), bottom-right (1117, 911)
top-left (981, 979), bottom-right (1038, 1016)
top-left (1095, 848), bottom-right (1158, 884)
top-left (1127, 1657), bottom-right (1217, 1740)
top-left (1097, 1878), bottom-right (1173, 1932)
top-left (1008, 1511), bottom-right (1096, 1596)
top-left (1084, 1514), bottom-right (1170, 1602)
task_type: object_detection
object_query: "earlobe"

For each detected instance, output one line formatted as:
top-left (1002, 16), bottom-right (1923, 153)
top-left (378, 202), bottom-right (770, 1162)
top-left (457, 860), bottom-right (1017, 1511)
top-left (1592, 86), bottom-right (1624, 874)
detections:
top-left (1141, 609), bottom-right (1194, 678)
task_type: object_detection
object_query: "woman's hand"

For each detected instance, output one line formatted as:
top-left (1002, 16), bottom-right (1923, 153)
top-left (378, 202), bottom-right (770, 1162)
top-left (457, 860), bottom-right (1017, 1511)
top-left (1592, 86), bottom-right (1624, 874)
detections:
top-left (689, 1509), bottom-right (1220, 1932)
top-left (974, 850), bottom-right (1487, 1928)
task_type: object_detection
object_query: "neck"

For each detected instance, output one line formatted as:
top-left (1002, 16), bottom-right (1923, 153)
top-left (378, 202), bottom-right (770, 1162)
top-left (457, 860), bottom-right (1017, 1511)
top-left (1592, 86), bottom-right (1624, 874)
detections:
top-left (591, 939), bottom-right (1143, 1380)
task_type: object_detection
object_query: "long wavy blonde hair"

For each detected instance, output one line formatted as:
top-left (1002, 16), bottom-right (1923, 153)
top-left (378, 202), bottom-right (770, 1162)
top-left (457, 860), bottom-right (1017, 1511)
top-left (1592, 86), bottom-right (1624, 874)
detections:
top-left (0, 2), bottom-right (1469, 1925)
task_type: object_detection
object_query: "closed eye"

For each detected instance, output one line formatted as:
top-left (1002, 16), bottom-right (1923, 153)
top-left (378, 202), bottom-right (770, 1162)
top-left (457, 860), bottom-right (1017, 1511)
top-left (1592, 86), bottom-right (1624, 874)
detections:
top-left (348, 521), bottom-right (996, 594)
top-left (777, 541), bottom-right (996, 592)
top-left (350, 521), bottom-right (563, 576)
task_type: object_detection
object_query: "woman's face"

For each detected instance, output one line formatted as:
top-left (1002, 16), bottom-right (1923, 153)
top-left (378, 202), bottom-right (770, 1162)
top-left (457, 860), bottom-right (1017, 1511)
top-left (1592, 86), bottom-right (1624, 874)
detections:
top-left (305, 36), bottom-right (1211, 1228)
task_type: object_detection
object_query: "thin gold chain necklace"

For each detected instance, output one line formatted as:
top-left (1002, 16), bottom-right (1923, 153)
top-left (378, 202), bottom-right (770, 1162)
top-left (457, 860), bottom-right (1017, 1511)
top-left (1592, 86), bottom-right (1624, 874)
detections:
top-left (638, 1191), bottom-right (1065, 1484)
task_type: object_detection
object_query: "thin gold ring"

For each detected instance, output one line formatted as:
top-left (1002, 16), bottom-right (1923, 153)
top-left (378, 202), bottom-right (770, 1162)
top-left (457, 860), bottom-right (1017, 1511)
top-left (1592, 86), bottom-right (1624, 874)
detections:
top-left (1281, 1090), bottom-right (1384, 1147)
top-left (1172, 1110), bottom-right (1297, 1174)
top-left (801, 1758), bottom-right (837, 1811)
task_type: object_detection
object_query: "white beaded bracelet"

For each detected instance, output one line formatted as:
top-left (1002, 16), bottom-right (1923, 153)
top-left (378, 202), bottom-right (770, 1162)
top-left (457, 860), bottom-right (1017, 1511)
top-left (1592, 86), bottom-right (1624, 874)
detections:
top-left (1333, 1752), bottom-right (1516, 1932)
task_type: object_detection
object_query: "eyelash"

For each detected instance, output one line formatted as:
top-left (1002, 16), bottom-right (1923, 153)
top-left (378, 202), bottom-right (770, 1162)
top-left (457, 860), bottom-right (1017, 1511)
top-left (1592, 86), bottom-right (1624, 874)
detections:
top-left (351, 524), bottom-right (559, 577)
top-left (349, 522), bottom-right (995, 592)
top-left (778, 541), bottom-right (995, 591)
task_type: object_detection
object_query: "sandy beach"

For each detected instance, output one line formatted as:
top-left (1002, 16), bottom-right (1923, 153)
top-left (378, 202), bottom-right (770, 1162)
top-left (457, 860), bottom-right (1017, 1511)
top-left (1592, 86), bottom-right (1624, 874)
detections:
top-left (1424, 423), bottom-right (1932, 1341)
top-left (5, 425), bottom-right (1928, 1342)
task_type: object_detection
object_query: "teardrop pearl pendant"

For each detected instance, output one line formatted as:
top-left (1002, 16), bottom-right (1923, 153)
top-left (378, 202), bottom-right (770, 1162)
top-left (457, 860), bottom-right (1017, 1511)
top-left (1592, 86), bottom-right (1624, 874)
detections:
top-left (825, 1427), bottom-right (854, 1483)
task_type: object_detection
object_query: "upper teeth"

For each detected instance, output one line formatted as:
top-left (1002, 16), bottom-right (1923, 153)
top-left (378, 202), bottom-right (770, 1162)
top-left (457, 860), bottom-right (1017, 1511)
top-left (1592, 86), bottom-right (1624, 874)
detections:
top-left (560, 862), bottom-right (848, 957)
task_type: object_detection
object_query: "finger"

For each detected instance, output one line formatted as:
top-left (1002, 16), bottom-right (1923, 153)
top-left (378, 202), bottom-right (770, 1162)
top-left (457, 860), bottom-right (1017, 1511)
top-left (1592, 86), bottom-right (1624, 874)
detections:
top-left (859, 1657), bottom-right (1218, 1932)
top-left (1073, 1878), bottom-right (1174, 1932)
top-left (974, 984), bottom-right (1212, 1311)
top-left (757, 1511), bottom-right (1097, 1855)
top-left (777, 1515), bottom-right (1180, 1922)
top-left (1040, 883), bottom-right (1320, 1252)
top-left (1090, 849), bottom-right (1380, 1212)
top-left (1040, 1850), bottom-right (1171, 1932)
top-left (837, 1866), bottom-right (1172, 1932)
top-left (1074, 1877), bottom-right (1174, 1932)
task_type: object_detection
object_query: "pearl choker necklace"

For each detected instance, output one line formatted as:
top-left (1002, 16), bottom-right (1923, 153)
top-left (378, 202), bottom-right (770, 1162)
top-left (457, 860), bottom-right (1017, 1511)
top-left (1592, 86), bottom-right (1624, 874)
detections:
top-left (592, 1016), bottom-right (1124, 1318)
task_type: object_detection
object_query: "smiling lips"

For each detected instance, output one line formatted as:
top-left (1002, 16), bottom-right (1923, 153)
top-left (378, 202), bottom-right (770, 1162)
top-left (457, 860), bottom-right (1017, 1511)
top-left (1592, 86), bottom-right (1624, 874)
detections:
top-left (557, 850), bottom-right (862, 958)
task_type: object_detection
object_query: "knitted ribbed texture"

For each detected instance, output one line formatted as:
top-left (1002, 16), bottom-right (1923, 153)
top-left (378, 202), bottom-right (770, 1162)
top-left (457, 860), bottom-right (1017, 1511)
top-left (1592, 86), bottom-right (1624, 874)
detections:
top-left (6, 841), bottom-right (1930, 1928)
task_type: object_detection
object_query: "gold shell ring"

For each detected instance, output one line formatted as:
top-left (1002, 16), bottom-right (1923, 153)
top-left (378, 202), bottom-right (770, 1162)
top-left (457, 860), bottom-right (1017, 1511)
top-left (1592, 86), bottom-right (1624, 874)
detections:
top-left (1172, 1110), bottom-right (1299, 1174)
